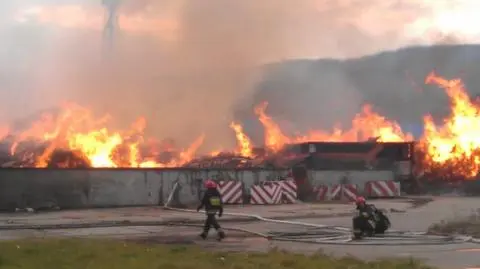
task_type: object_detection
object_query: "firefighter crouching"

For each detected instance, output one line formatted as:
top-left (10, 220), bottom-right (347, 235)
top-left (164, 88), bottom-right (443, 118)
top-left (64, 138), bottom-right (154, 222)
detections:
top-left (355, 196), bottom-right (375, 216)
top-left (197, 179), bottom-right (226, 240)
top-left (355, 196), bottom-right (382, 226)
top-left (353, 196), bottom-right (390, 237)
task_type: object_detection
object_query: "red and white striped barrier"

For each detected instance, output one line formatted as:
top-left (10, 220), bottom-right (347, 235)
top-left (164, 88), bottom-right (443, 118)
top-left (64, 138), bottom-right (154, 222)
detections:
top-left (259, 180), bottom-right (298, 204)
top-left (313, 185), bottom-right (329, 201)
top-left (343, 184), bottom-right (359, 202)
top-left (365, 180), bottom-right (401, 198)
top-left (250, 183), bottom-right (282, 205)
top-left (330, 184), bottom-right (358, 202)
top-left (217, 181), bottom-right (243, 204)
top-left (276, 180), bottom-right (298, 203)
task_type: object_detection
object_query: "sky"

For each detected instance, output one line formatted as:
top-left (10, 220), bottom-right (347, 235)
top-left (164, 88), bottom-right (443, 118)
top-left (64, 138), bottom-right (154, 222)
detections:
top-left (0, 0), bottom-right (479, 149)
top-left (8, 0), bottom-right (480, 59)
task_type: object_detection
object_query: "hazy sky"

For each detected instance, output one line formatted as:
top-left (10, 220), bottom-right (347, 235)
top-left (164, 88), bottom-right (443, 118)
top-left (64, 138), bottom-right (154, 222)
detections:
top-left (0, 0), bottom-right (479, 149)
top-left (8, 1), bottom-right (480, 60)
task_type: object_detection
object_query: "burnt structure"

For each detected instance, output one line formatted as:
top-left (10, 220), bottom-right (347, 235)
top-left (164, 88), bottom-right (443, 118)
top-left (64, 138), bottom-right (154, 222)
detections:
top-left (0, 137), bottom-right (416, 177)
top-left (277, 142), bottom-right (415, 178)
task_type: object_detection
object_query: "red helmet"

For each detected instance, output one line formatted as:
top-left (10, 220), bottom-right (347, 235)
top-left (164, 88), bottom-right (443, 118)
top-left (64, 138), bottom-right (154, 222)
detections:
top-left (204, 179), bottom-right (217, 189)
top-left (355, 196), bottom-right (366, 205)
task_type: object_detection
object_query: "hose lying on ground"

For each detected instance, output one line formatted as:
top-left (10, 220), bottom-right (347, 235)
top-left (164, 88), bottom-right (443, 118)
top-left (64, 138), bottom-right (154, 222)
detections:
top-left (0, 182), bottom-right (477, 246)
top-left (161, 182), bottom-right (480, 245)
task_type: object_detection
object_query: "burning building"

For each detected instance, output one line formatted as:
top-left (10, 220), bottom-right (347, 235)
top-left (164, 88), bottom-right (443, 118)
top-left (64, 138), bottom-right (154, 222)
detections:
top-left (0, 72), bottom-right (479, 185)
top-left (280, 142), bottom-right (414, 172)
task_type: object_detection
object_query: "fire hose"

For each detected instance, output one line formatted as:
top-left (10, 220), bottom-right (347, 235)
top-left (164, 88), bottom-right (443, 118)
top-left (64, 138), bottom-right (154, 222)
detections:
top-left (0, 220), bottom-right (475, 246)
top-left (160, 182), bottom-right (480, 245)
top-left (0, 181), bottom-right (477, 246)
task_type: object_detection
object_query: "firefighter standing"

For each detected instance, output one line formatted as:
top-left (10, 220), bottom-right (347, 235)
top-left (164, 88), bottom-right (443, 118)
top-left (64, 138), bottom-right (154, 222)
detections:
top-left (197, 180), bottom-right (226, 240)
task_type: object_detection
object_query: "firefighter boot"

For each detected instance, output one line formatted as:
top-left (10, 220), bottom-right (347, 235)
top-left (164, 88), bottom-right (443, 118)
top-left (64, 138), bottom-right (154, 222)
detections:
top-left (217, 229), bottom-right (226, 241)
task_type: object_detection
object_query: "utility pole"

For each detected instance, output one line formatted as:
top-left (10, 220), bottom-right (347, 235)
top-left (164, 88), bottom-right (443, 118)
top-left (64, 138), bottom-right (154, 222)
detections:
top-left (102, 0), bottom-right (121, 55)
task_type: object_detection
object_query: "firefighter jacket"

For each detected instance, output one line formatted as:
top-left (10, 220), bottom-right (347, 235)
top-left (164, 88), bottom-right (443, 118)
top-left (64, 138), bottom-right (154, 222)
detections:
top-left (197, 188), bottom-right (223, 215)
top-left (356, 204), bottom-right (377, 219)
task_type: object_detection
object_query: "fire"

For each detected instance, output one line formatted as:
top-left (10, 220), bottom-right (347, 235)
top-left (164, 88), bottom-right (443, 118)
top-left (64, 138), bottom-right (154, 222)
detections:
top-left (250, 73), bottom-right (480, 179)
top-left (1, 71), bottom-right (480, 179)
top-left (67, 128), bottom-right (122, 167)
top-left (298, 105), bottom-right (413, 143)
top-left (254, 101), bottom-right (413, 152)
top-left (229, 122), bottom-right (253, 157)
top-left (419, 71), bottom-right (480, 178)
top-left (6, 103), bottom-right (202, 168)
top-left (254, 102), bottom-right (291, 152)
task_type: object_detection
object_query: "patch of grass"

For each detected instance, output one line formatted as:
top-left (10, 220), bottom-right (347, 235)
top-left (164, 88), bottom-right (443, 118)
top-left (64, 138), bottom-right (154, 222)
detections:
top-left (0, 238), bottom-right (434, 269)
top-left (428, 214), bottom-right (480, 237)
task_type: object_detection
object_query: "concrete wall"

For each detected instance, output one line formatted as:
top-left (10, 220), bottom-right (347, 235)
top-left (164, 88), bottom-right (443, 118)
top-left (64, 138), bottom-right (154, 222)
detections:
top-left (0, 168), bottom-right (392, 210)
top-left (151, 169), bottom-right (292, 207)
top-left (0, 169), bottom-right (163, 210)
top-left (0, 169), bottom-right (90, 210)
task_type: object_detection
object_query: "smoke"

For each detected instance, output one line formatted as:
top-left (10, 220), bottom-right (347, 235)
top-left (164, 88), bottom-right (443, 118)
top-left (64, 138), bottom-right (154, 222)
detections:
top-left (1, 0), bottom-right (480, 149)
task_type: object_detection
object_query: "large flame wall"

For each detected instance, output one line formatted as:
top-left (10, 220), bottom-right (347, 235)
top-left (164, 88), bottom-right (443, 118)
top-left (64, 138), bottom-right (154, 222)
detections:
top-left (3, 72), bottom-right (480, 180)
top-left (0, 169), bottom-right (393, 210)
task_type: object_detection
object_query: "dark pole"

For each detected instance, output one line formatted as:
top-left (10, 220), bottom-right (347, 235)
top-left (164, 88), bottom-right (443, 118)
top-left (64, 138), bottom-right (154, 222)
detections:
top-left (102, 0), bottom-right (121, 56)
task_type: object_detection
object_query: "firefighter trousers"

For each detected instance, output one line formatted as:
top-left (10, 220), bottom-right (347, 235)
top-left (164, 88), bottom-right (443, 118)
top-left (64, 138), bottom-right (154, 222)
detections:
top-left (203, 213), bottom-right (222, 235)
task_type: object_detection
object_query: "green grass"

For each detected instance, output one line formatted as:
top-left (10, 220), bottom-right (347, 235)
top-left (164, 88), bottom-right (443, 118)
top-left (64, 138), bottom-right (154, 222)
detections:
top-left (0, 238), bottom-right (434, 269)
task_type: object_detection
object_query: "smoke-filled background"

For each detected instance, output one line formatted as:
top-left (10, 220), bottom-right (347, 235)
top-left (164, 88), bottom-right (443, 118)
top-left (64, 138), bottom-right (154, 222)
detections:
top-left (1, 0), bottom-right (480, 150)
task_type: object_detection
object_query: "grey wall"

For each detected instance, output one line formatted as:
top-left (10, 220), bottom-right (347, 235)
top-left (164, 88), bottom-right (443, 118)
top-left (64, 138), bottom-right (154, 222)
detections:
top-left (0, 168), bottom-right (393, 210)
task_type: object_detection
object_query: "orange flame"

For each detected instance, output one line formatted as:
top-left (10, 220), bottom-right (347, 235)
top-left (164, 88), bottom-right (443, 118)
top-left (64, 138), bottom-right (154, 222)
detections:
top-left (419, 71), bottom-right (480, 178)
top-left (254, 101), bottom-right (292, 152)
top-left (2, 71), bottom-right (480, 179)
top-left (254, 101), bottom-right (413, 152)
top-left (229, 122), bottom-right (253, 157)
top-left (8, 103), bottom-right (202, 168)
top-left (298, 105), bottom-right (413, 143)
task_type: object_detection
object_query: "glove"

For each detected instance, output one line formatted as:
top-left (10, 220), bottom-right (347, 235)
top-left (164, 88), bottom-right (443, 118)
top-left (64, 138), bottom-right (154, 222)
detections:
top-left (218, 211), bottom-right (222, 217)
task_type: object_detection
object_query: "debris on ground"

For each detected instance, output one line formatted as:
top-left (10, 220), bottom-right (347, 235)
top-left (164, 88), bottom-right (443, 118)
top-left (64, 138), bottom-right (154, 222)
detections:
top-left (428, 213), bottom-right (480, 237)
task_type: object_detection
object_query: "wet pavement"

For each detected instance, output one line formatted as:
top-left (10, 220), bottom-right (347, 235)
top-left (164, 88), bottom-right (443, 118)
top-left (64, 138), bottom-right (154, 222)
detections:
top-left (0, 198), bottom-right (478, 269)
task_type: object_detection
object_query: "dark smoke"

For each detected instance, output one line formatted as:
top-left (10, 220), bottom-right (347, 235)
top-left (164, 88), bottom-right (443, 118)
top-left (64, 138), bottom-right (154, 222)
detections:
top-left (238, 44), bottom-right (480, 143)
